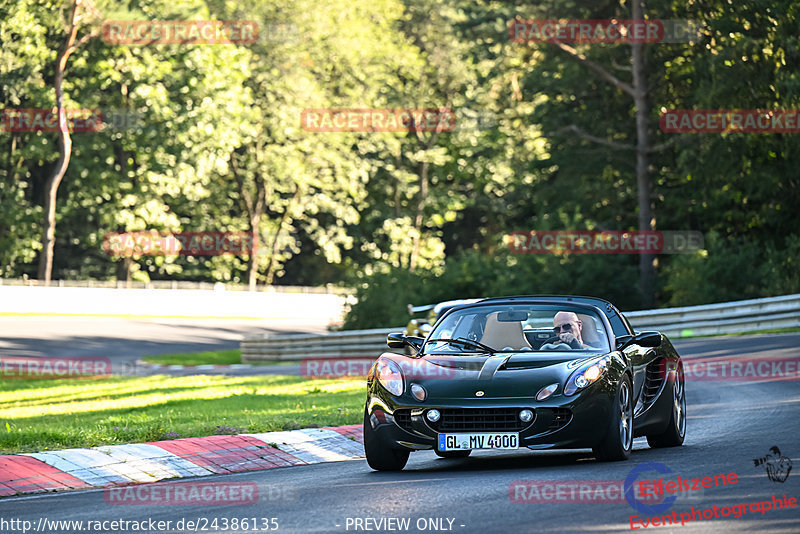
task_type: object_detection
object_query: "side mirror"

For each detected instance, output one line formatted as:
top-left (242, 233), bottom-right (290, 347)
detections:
top-left (615, 335), bottom-right (634, 350)
top-left (616, 331), bottom-right (662, 350)
top-left (386, 333), bottom-right (424, 352)
top-left (387, 332), bottom-right (406, 349)
top-left (636, 331), bottom-right (662, 348)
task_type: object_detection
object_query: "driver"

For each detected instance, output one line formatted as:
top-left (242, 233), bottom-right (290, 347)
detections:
top-left (550, 311), bottom-right (589, 349)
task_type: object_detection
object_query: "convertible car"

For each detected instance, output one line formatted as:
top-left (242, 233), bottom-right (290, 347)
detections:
top-left (364, 295), bottom-right (686, 471)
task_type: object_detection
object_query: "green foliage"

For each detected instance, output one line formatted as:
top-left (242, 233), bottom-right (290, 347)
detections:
top-left (663, 233), bottom-right (800, 306)
top-left (0, 0), bottom-right (797, 315)
top-left (343, 248), bottom-right (643, 329)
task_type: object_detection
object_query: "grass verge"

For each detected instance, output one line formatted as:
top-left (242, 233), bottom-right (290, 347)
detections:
top-left (140, 349), bottom-right (291, 366)
top-left (0, 374), bottom-right (364, 454)
top-left (678, 327), bottom-right (800, 339)
top-left (141, 349), bottom-right (242, 366)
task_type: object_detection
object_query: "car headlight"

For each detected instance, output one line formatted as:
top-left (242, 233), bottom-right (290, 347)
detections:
top-left (376, 359), bottom-right (404, 396)
top-left (564, 356), bottom-right (611, 396)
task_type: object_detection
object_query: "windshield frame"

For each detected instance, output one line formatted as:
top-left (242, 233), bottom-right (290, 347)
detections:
top-left (421, 299), bottom-right (615, 355)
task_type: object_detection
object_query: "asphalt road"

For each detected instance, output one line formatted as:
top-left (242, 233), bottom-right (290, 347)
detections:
top-left (0, 316), bottom-right (327, 374)
top-left (1, 334), bottom-right (798, 533)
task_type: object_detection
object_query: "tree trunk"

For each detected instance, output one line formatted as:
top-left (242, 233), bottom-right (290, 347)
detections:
top-left (37, 72), bottom-right (73, 283)
top-left (247, 209), bottom-right (261, 290)
top-left (407, 122), bottom-right (444, 272)
top-left (409, 159), bottom-right (429, 272)
top-left (113, 124), bottom-right (131, 283)
top-left (231, 151), bottom-right (266, 291)
top-left (36, 0), bottom-right (87, 284)
top-left (631, 0), bottom-right (655, 308)
top-left (263, 187), bottom-right (299, 285)
top-left (115, 256), bottom-right (133, 288)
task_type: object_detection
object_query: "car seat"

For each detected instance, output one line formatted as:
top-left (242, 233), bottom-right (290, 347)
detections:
top-left (577, 314), bottom-right (604, 348)
top-left (480, 312), bottom-right (533, 350)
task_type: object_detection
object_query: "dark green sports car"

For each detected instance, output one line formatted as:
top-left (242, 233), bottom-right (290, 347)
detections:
top-left (364, 295), bottom-right (686, 471)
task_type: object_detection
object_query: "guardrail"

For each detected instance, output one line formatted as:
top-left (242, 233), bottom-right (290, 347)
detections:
top-left (240, 293), bottom-right (800, 362)
top-left (625, 293), bottom-right (800, 337)
top-left (241, 327), bottom-right (400, 361)
top-left (0, 285), bottom-right (347, 323)
top-left (0, 278), bottom-right (349, 294)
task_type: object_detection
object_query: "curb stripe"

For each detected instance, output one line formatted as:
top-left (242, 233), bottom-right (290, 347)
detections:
top-left (244, 429), bottom-right (364, 464)
top-left (325, 423), bottom-right (363, 442)
top-left (97, 444), bottom-right (212, 479)
top-left (2, 424), bottom-right (366, 499)
top-left (0, 455), bottom-right (90, 494)
top-left (25, 450), bottom-right (150, 486)
top-left (152, 435), bottom-right (306, 473)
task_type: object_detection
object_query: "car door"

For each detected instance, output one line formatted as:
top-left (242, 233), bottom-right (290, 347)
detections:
top-left (622, 339), bottom-right (659, 407)
top-left (612, 310), bottom-right (658, 407)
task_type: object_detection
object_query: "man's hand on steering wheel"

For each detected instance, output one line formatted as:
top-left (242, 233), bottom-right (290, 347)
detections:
top-left (543, 335), bottom-right (583, 349)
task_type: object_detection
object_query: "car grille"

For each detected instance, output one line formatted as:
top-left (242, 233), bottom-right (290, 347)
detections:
top-left (427, 408), bottom-right (534, 432)
top-left (392, 409), bottom-right (413, 432)
top-left (641, 359), bottom-right (664, 405)
top-left (547, 408), bottom-right (572, 431)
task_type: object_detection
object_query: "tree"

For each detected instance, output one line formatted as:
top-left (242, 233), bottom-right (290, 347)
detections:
top-left (535, 0), bottom-right (665, 307)
top-left (37, 0), bottom-right (102, 283)
top-left (0, 0), bottom-right (56, 275)
top-left (208, 0), bottom-right (421, 289)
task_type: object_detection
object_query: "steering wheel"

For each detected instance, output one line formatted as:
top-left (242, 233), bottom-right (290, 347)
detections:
top-left (540, 336), bottom-right (575, 350)
top-left (540, 342), bottom-right (572, 351)
top-left (543, 335), bottom-right (583, 349)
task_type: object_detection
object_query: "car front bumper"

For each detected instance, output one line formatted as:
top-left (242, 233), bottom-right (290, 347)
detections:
top-left (366, 379), bottom-right (618, 452)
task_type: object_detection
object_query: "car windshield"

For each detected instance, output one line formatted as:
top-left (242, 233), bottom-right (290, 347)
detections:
top-left (424, 304), bottom-right (610, 354)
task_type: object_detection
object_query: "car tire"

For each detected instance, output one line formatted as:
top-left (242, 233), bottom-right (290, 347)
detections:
top-left (434, 449), bottom-right (471, 459)
top-left (647, 362), bottom-right (686, 448)
top-left (593, 375), bottom-right (633, 462)
top-left (363, 408), bottom-right (410, 471)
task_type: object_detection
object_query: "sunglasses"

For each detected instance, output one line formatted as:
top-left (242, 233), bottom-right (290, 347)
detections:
top-left (553, 323), bottom-right (574, 333)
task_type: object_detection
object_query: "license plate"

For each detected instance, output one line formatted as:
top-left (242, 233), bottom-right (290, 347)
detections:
top-left (437, 432), bottom-right (519, 451)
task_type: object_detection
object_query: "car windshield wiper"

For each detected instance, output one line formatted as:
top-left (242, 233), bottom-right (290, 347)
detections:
top-left (425, 337), bottom-right (496, 353)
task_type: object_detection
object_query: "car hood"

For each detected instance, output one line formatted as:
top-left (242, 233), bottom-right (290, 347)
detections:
top-left (382, 352), bottom-right (609, 400)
